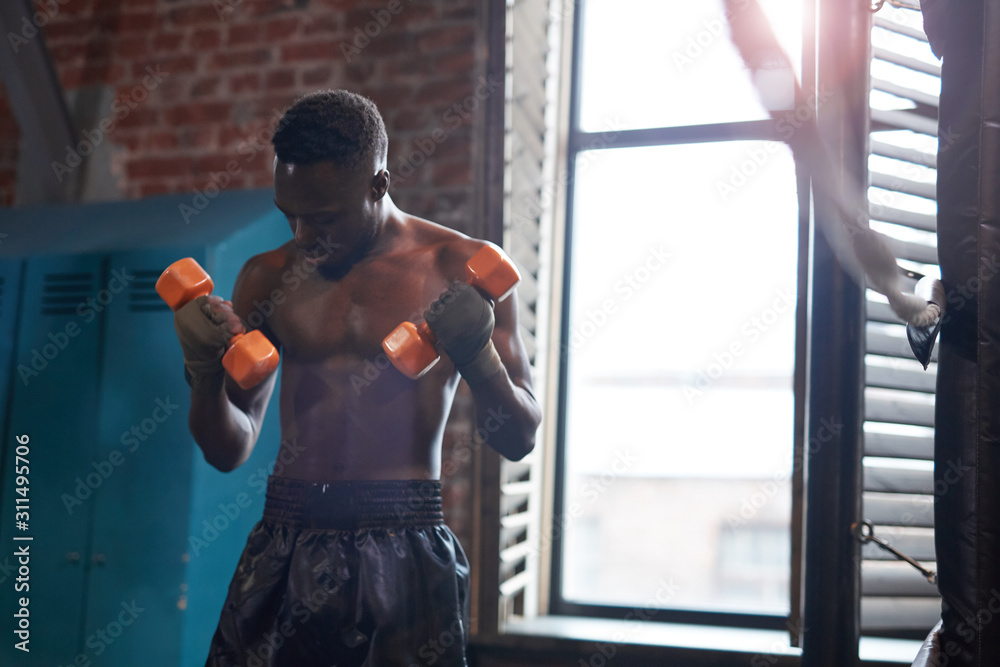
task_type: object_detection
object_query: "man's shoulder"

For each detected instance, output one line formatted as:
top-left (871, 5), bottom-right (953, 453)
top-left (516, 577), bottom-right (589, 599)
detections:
top-left (401, 215), bottom-right (491, 272)
top-left (234, 243), bottom-right (295, 293)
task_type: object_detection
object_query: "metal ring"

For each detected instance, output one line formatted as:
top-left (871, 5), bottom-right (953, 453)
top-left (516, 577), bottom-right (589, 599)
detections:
top-left (854, 519), bottom-right (875, 543)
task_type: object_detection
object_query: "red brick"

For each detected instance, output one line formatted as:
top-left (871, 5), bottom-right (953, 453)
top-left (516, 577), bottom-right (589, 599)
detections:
top-left (191, 76), bottom-right (222, 98)
top-left (33, 0), bottom-right (90, 18)
top-left (42, 20), bottom-right (94, 42)
top-left (218, 125), bottom-right (252, 148)
top-left (99, 12), bottom-right (157, 35)
top-left (301, 14), bottom-right (340, 37)
top-left (429, 132), bottom-right (472, 162)
top-left (191, 27), bottom-right (223, 50)
top-left (210, 48), bottom-right (273, 69)
top-left (153, 32), bottom-right (185, 52)
top-left (264, 69), bottom-right (296, 91)
top-left (366, 84), bottom-right (411, 111)
top-left (384, 56), bottom-right (431, 79)
top-left (432, 159), bottom-right (472, 187)
top-left (344, 61), bottom-right (375, 83)
top-left (391, 109), bottom-right (431, 132)
top-left (114, 131), bottom-right (143, 151)
top-left (435, 50), bottom-right (476, 75)
top-left (146, 131), bottom-right (179, 151)
top-left (415, 25), bottom-right (476, 54)
top-left (227, 23), bottom-right (262, 46)
top-left (49, 42), bottom-right (88, 63)
top-left (194, 154), bottom-right (239, 175)
top-left (178, 126), bottom-right (217, 150)
top-left (126, 156), bottom-right (192, 179)
top-left (228, 72), bottom-right (261, 95)
top-left (413, 78), bottom-right (474, 106)
top-left (77, 38), bottom-right (115, 62)
top-left (393, 4), bottom-right (440, 28)
top-left (131, 54), bottom-right (198, 79)
top-left (302, 65), bottom-right (333, 86)
top-left (115, 107), bottom-right (158, 130)
top-left (264, 16), bottom-right (300, 41)
top-left (139, 180), bottom-right (176, 197)
top-left (60, 62), bottom-right (126, 88)
top-left (280, 41), bottom-right (339, 63)
top-left (251, 171), bottom-right (274, 188)
top-left (164, 102), bottom-right (232, 126)
top-left (168, 6), bottom-right (226, 27)
top-left (116, 36), bottom-right (150, 59)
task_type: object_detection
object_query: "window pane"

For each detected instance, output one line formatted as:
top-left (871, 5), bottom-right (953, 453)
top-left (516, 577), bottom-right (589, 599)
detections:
top-left (578, 0), bottom-right (803, 132)
top-left (560, 142), bottom-right (798, 615)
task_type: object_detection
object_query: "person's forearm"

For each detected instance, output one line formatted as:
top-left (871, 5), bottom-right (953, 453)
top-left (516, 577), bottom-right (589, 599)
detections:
top-left (187, 376), bottom-right (257, 472)
top-left (467, 366), bottom-right (541, 461)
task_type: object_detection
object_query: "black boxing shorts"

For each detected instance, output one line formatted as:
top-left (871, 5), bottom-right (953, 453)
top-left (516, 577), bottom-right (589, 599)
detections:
top-left (205, 477), bottom-right (469, 667)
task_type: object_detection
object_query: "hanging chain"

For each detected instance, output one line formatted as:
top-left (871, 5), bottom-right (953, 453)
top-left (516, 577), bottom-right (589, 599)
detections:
top-left (854, 520), bottom-right (937, 584)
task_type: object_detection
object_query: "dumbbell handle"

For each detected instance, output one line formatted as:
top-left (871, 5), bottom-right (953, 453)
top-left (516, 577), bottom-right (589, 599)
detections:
top-left (156, 258), bottom-right (279, 390)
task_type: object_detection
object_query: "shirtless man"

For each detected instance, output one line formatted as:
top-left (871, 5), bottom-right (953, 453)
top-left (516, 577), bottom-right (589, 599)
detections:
top-left (173, 90), bottom-right (541, 666)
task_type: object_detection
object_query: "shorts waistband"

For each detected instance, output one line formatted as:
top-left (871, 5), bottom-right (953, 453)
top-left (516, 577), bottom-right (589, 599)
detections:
top-left (262, 477), bottom-right (444, 530)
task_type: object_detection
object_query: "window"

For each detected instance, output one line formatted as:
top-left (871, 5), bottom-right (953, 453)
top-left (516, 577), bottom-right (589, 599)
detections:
top-left (479, 1), bottom-right (937, 661)
top-left (552, 0), bottom-right (804, 629)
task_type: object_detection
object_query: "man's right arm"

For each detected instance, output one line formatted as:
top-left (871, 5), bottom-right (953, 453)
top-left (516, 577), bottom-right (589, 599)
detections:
top-left (177, 257), bottom-right (279, 472)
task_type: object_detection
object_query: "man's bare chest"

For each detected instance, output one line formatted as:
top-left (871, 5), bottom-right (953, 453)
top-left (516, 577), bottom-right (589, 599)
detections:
top-left (265, 258), bottom-right (446, 361)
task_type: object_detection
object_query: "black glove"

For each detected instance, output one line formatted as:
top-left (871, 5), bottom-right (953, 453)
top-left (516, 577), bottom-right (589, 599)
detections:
top-left (424, 282), bottom-right (502, 384)
top-left (173, 295), bottom-right (244, 391)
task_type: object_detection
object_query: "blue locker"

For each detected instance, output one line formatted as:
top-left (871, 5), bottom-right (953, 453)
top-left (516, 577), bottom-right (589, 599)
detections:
top-left (0, 254), bottom-right (106, 664)
top-left (85, 247), bottom-right (202, 665)
top-left (0, 190), bottom-right (291, 665)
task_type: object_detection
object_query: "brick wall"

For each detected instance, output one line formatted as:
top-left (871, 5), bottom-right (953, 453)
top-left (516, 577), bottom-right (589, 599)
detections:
top-left (1, 0), bottom-right (492, 545)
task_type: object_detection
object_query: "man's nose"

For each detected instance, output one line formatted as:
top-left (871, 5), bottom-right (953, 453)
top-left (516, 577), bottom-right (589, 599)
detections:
top-left (291, 219), bottom-right (318, 246)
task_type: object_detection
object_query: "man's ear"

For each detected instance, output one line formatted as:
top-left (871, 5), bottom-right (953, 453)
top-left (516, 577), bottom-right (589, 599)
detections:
top-left (371, 169), bottom-right (390, 201)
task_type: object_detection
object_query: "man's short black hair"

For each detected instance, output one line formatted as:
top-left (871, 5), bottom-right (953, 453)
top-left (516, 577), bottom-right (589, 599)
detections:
top-left (272, 89), bottom-right (388, 171)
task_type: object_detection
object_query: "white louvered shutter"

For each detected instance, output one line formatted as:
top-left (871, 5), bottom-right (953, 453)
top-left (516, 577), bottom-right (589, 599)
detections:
top-left (861, 2), bottom-right (942, 637)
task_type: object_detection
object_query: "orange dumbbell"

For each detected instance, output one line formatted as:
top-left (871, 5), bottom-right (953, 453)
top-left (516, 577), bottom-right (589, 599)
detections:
top-left (156, 257), bottom-right (279, 390)
top-left (382, 243), bottom-right (520, 379)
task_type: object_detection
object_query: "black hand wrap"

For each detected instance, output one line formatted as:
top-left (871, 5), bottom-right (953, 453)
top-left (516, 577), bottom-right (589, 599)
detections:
top-left (173, 295), bottom-right (241, 393)
top-left (424, 282), bottom-right (503, 385)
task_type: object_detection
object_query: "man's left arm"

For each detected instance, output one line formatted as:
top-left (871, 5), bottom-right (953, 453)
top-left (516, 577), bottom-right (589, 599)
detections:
top-left (463, 287), bottom-right (541, 461)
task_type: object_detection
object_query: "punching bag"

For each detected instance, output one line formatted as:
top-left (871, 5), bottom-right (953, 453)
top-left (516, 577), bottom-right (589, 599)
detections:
top-left (915, 2), bottom-right (1000, 665)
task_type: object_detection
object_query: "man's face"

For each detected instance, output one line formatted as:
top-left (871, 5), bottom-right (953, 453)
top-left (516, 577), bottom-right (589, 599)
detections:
top-left (273, 159), bottom-right (381, 278)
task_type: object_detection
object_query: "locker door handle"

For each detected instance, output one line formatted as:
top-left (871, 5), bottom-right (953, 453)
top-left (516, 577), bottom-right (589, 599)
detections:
top-left (66, 551), bottom-right (81, 563)
top-left (91, 553), bottom-right (106, 566)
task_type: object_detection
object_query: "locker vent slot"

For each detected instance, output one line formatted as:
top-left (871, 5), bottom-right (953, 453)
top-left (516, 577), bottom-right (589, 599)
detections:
top-left (42, 272), bottom-right (95, 316)
top-left (129, 269), bottom-right (171, 313)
